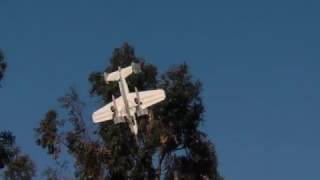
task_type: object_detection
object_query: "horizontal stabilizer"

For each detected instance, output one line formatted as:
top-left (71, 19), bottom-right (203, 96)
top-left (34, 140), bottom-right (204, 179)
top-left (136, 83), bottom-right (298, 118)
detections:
top-left (104, 62), bottom-right (141, 82)
top-left (132, 62), bottom-right (141, 73)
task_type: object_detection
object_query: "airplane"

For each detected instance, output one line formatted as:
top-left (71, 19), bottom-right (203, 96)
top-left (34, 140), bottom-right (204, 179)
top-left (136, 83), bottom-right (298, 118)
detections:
top-left (92, 63), bottom-right (166, 136)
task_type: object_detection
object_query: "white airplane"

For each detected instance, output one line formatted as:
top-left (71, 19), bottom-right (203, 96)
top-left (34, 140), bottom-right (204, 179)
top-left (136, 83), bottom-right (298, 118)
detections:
top-left (92, 63), bottom-right (166, 136)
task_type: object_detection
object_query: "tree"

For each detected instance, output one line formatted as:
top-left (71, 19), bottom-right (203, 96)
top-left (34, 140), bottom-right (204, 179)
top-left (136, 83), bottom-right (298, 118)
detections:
top-left (35, 43), bottom-right (222, 179)
top-left (3, 154), bottom-right (36, 180)
top-left (0, 50), bottom-right (36, 179)
top-left (0, 132), bottom-right (36, 180)
top-left (0, 132), bottom-right (16, 169)
top-left (0, 51), bottom-right (13, 170)
top-left (0, 49), bottom-right (7, 84)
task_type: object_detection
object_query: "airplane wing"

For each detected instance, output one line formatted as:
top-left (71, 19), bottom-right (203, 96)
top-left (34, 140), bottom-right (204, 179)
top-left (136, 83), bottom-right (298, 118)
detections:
top-left (128, 89), bottom-right (166, 110)
top-left (92, 97), bottom-right (126, 123)
top-left (93, 89), bottom-right (165, 123)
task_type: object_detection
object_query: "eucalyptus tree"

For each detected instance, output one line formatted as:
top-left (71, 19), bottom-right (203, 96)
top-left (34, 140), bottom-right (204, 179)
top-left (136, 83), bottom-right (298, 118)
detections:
top-left (0, 50), bottom-right (36, 179)
top-left (35, 43), bottom-right (222, 180)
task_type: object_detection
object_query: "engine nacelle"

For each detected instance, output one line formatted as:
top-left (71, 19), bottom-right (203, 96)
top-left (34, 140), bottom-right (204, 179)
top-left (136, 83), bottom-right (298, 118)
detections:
top-left (111, 95), bottom-right (126, 124)
top-left (114, 116), bottom-right (126, 124)
top-left (134, 87), bottom-right (149, 117)
top-left (136, 108), bottom-right (148, 117)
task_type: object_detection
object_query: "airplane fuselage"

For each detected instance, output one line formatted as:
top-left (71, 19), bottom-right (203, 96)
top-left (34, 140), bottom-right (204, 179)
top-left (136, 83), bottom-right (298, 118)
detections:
top-left (117, 67), bottom-right (138, 135)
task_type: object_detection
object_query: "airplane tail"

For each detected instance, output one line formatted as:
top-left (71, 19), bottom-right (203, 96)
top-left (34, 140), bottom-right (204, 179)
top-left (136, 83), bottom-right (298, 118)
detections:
top-left (104, 62), bottom-right (141, 82)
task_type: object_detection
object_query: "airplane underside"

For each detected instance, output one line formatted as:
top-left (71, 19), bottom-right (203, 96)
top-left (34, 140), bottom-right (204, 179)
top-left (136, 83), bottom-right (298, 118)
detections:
top-left (92, 63), bottom-right (166, 136)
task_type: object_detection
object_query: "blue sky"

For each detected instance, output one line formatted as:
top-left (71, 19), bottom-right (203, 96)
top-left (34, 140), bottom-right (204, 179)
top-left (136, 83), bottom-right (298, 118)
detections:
top-left (1, 0), bottom-right (320, 179)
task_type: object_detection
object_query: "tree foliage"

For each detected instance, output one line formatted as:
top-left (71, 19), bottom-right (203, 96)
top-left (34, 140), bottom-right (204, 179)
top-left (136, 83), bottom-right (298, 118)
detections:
top-left (0, 49), bottom-right (7, 83)
top-left (0, 132), bottom-right (16, 169)
top-left (3, 154), bottom-right (35, 180)
top-left (0, 132), bottom-right (36, 180)
top-left (35, 43), bottom-right (221, 179)
top-left (0, 49), bottom-right (36, 179)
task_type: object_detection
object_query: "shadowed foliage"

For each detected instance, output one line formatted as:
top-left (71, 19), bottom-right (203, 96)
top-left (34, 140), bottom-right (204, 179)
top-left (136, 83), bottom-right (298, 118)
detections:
top-left (0, 132), bottom-right (16, 169)
top-left (3, 154), bottom-right (35, 180)
top-left (0, 49), bottom-right (7, 83)
top-left (0, 52), bottom-right (13, 171)
top-left (35, 43), bottom-right (222, 179)
top-left (0, 132), bottom-right (35, 179)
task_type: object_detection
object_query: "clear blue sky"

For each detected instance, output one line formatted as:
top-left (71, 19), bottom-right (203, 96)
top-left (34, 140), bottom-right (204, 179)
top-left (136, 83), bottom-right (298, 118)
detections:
top-left (1, 0), bottom-right (320, 179)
